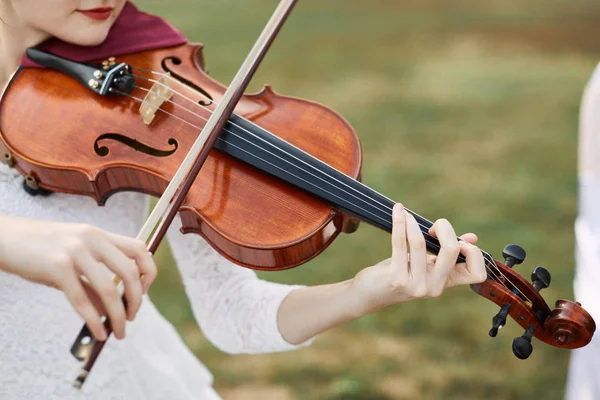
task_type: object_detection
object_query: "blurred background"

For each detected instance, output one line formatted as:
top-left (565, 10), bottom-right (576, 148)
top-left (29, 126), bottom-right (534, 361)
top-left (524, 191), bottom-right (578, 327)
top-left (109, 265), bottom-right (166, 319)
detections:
top-left (136, 0), bottom-right (600, 399)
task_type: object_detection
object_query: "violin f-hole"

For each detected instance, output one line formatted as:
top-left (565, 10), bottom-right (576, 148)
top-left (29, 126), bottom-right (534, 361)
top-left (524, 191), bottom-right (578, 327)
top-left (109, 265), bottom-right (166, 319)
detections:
top-left (94, 133), bottom-right (178, 157)
top-left (161, 56), bottom-right (213, 106)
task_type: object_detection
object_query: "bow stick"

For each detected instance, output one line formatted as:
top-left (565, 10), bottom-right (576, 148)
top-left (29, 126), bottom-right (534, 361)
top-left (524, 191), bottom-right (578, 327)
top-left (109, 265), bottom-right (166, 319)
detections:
top-left (70, 0), bottom-right (299, 388)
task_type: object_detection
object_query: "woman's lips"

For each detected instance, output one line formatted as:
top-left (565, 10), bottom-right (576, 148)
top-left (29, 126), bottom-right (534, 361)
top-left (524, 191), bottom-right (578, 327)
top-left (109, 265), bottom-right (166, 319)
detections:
top-left (76, 7), bottom-right (114, 21)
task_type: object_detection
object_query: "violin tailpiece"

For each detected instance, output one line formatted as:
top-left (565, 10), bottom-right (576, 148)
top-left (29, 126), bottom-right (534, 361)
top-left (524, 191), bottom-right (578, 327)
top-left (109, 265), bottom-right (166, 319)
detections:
top-left (25, 49), bottom-right (134, 96)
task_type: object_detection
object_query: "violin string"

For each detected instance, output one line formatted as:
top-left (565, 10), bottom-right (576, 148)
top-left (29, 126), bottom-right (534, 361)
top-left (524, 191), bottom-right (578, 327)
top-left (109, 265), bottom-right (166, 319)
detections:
top-left (125, 86), bottom-right (415, 232)
top-left (132, 82), bottom-right (394, 215)
top-left (116, 74), bottom-right (528, 299)
top-left (118, 101), bottom-right (509, 289)
top-left (129, 83), bottom-right (504, 279)
top-left (129, 71), bottom-right (461, 237)
top-left (126, 73), bottom-right (531, 302)
top-left (127, 70), bottom-right (459, 234)
top-left (130, 71), bottom-right (404, 221)
top-left (128, 84), bottom-right (441, 240)
top-left (126, 73), bottom-right (514, 287)
top-left (126, 76), bottom-right (510, 286)
top-left (129, 73), bottom-right (438, 229)
top-left (112, 88), bottom-right (509, 288)
top-left (122, 77), bottom-right (514, 292)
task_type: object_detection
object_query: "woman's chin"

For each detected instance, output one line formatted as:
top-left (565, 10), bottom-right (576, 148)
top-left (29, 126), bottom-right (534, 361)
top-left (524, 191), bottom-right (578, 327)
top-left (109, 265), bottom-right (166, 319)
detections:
top-left (76, 36), bottom-right (110, 47)
top-left (57, 31), bottom-right (110, 47)
top-left (53, 20), bottom-right (114, 47)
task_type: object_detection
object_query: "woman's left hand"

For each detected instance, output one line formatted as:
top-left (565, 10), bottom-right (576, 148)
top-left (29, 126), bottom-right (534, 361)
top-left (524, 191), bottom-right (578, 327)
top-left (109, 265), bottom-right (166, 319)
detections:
top-left (350, 203), bottom-right (487, 315)
top-left (277, 203), bottom-right (487, 345)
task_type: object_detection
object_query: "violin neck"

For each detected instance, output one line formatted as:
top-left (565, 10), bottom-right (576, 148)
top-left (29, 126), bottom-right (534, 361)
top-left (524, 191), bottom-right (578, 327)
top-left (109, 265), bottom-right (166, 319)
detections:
top-left (215, 114), bottom-right (447, 257)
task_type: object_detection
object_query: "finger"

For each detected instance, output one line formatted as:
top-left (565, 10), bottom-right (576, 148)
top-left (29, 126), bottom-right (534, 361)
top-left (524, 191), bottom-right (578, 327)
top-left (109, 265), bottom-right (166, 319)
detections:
top-left (59, 269), bottom-right (107, 341)
top-left (81, 278), bottom-right (108, 316)
top-left (108, 234), bottom-right (157, 294)
top-left (429, 219), bottom-right (461, 281)
top-left (90, 239), bottom-right (143, 323)
top-left (73, 250), bottom-right (127, 340)
top-left (390, 203), bottom-right (409, 280)
top-left (457, 241), bottom-right (487, 284)
top-left (405, 211), bottom-right (427, 285)
top-left (459, 233), bottom-right (478, 245)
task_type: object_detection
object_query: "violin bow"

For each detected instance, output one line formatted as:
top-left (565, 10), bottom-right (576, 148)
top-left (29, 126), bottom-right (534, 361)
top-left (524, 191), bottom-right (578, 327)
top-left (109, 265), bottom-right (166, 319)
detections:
top-left (67, 0), bottom-right (299, 388)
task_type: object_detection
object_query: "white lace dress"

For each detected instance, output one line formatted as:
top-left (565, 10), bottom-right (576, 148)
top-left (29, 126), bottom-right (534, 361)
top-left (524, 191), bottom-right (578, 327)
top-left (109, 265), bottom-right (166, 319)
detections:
top-left (565, 62), bottom-right (600, 400)
top-left (0, 161), bottom-right (310, 399)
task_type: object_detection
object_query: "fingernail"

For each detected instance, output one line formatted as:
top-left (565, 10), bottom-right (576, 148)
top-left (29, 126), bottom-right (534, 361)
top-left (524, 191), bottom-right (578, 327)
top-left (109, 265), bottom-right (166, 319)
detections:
top-left (393, 203), bottom-right (403, 216)
top-left (100, 330), bottom-right (108, 341)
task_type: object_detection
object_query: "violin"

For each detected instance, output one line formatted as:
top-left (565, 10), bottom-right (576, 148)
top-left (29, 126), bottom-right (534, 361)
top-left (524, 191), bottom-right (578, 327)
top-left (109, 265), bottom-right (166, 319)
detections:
top-left (0, 0), bottom-right (595, 388)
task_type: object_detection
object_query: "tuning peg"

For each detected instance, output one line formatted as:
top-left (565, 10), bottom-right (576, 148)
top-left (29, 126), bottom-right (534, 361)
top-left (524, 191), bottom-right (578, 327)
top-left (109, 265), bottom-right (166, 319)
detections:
top-left (502, 244), bottom-right (526, 268)
top-left (531, 266), bottom-right (551, 292)
top-left (512, 325), bottom-right (535, 359)
top-left (489, 303), bottom-right (511, 337)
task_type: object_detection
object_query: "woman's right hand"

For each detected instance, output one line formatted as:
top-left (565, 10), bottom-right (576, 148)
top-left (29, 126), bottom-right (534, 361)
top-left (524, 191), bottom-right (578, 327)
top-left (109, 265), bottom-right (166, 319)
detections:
top-left (0, 215), bottom-right (157, 341)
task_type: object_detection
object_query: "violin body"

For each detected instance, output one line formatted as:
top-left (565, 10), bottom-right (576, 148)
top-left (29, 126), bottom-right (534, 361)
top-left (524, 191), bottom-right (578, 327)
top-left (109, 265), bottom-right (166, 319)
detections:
top-left (0, 43), bottom-right (362, 270)
top-left (0, 42), bottom-right (596, 357)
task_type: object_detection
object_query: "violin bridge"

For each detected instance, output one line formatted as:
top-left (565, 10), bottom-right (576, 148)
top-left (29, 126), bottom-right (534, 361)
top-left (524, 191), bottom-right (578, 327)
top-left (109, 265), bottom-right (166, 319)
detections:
top-left (139, 73), bottom-right (174, 125)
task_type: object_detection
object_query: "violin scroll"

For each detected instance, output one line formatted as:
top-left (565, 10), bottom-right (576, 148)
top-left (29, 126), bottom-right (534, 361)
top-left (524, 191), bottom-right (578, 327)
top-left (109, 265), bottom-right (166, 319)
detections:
top-left (545, 300), bottom-right (595, 348)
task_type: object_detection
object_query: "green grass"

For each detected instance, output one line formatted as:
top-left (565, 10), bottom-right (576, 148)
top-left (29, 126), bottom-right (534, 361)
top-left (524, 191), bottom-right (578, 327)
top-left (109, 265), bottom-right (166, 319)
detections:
top-left (138, 1), bottom-right (600, 398)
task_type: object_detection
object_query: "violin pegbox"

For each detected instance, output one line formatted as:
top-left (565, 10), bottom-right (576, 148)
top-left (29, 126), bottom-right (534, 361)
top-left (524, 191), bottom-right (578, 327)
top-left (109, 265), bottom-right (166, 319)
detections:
top-left (471, 244), bottom-right (596, 359)
top-left (139, 73), bottom-right (174, 125)
top-left (25, 49), bottom-right (135, 96)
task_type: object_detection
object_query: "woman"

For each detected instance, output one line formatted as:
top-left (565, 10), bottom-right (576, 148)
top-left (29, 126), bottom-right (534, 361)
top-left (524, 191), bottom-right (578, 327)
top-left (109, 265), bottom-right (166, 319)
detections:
top-left (564, 61), bottom-right (600, 400)
top-left (0, 1), bottom-right (486, 399)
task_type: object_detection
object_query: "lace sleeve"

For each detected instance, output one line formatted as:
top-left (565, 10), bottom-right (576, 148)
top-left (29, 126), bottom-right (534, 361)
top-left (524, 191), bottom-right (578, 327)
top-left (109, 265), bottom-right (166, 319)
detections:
top-left (165, 217), bottom-right (315, 354)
